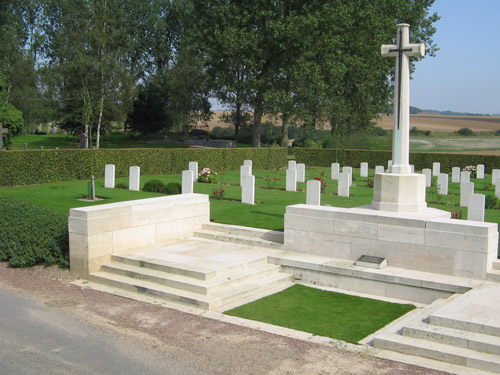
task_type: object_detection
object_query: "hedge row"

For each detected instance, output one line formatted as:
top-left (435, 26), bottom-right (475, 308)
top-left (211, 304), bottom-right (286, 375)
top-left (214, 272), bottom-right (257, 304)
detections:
top-left (0, 147), bottom-right (288, 187)
top-left (0, 197), bottom-right (69, 268)
top-left (295, 148), bottom-right (500, 174)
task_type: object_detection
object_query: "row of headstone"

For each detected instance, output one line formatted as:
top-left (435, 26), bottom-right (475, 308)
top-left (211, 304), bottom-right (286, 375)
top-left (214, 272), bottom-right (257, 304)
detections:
top-left (105, 164), bottom-right (140, 191)
top-left (431, 162), bottom-right (485, 180)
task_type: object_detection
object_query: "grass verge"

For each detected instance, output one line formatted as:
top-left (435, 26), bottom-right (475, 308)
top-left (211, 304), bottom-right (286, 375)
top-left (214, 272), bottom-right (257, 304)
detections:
top-left (225, 284), bottom-right (415, 344)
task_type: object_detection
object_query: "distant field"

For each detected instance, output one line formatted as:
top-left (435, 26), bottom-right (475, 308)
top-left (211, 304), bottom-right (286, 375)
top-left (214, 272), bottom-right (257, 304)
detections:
top-left (376, 114), bottom-right (500, 132)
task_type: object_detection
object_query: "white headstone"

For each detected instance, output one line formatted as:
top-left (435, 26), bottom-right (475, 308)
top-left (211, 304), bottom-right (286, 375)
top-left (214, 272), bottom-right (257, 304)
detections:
top-left (495, 183), bottom-right (500, 199)
top-left (375, 166), bottom-right (385, 174)
top-left (104, 164), bottom-right (115, 188)
top-left (432, 162), bottom-right (440, 177)
top-left (306, 180), bottom-right (321, 206)
top-left (240, 165), bottom-right (251, 186)
top-left (360, 162), bottom-right (368, 178)
top-left (492, 169), bottom-right (500, 184)
top-left (451, 167), bottom-right (461, 183)
top-left (422, 168), bottom-right (432, 187)
top-left (242, 175), bottom-right (255, 204)
top-left (189, 162), bottom-right (198, 183)
top-left (437, 173), bottom-right (448, 195)
top-left (288, 160), bottom-right (297, 170)
top-left (243, 160), bottom-right (253, 175)
top-left (129, 166), bottom-right (140, 191)
top-left (331, 163), bottom-right (340, 180)
top-left (460, 182), bottom-right (474, 207)
top-left (182, 170), bottom-right (194, 194)
top-left (387, 160), bottom-right (392, 172)
top-left (382, 23), bottom-right (424, 174)
top-left (343, 166), bottom-right (352, 186)
top-left (477, 164), bottom-right (485, 179)
top-left (461, 171), bottom-right (470, 183)
top-left (338, 172), bottom-right (350, 197)
top-left (410, 164), bottom-right (415, 174)
top-left (296, 163), bottom-right (306, 183)
top-left (286, 168), bottom-right (297, 192)
top-left (468, 193), bottom-right (485, 222)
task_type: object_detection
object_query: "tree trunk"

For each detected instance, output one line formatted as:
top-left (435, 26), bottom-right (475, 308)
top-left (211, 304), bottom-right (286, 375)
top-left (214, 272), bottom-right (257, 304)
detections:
top-left (280, 113), bottom-right (289, 147)
top-left (252, 103), bottom-right (262, 148)
top-left (234, 100), bottom-right (242, 143)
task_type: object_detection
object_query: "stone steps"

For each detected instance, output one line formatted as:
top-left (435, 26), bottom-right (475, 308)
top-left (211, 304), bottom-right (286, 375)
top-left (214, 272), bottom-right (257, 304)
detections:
top-left (193, 223), bottom-right (284, 250)
top-left (90, 265), bottom-right (292, 311)
top-left (487, 261), bottom-right (500, 282)
top-left (374, 333), bottom-right (500, 373)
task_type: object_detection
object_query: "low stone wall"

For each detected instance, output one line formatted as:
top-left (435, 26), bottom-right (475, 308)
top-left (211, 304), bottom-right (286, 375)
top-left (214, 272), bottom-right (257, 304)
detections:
top-left (284, 204), bottom-right (498, 280)
top-left (69, 194), bottom-right (210, 278)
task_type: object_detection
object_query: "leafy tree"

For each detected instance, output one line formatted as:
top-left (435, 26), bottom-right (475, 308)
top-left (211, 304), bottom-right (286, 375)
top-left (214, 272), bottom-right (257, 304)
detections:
top-left (0, 73), bottom-right (24, 148)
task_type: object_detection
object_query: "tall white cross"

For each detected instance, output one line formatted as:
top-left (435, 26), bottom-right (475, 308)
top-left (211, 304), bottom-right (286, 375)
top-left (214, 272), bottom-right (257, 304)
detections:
top-left (382, 23), bottom-right (425, 174)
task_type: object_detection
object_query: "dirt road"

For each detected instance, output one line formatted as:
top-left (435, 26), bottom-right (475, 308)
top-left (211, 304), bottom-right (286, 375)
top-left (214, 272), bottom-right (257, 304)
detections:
top-left (0, 263), bottom-right (450, 375)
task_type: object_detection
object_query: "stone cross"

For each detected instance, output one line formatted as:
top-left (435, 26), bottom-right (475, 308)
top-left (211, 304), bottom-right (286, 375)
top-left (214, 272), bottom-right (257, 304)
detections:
top-left (382, 24), bottom-right (425, 174)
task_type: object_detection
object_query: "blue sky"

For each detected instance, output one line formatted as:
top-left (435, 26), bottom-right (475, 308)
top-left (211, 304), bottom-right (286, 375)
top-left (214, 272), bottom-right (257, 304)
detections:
top-left (410, 0), bottom-right (500, 115)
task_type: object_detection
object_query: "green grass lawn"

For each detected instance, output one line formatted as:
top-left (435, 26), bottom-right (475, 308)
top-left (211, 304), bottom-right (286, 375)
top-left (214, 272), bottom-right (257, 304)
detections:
top-left (225, 284), bottom-right (415, 343)
top-left (10, 133), bottom-right (187, 150)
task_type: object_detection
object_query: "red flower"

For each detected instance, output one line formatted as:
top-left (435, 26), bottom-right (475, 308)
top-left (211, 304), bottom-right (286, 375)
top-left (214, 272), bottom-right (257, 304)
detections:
top-left (367, 178), bottom-right (370, 181)
top-left (308, 165), bottom-right (312, 168)
top-left (265, 178), bottom-right (268, 181)
top-left (221, 189), bottom-right (225, 193)
top-left (273, 178), bottom-right (277, 181)
top-left (160, 182), bottom-right (164, 186)
top-left (212, 191), bottom-right (216, 195)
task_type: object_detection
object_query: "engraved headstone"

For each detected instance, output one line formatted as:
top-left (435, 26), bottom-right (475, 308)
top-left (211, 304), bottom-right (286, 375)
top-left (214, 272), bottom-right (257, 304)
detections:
top-left (331, 163), bottom-right (340, 180)
top-left (288, 160), bottom-right (297, 170)
top-left (492, 169), bottom-right (500, 184)
top-left (338, 172), bottom-right (350, 197)
top-left (460, 181), bottom-right (474, 207)
top-left (437, 173), bottom-right (448, 195)
top-left (189, 162), bottom-right (198, 183)
top-left (242, 175), bottom-right (255, 204)
top-left (375, 166), bottom-right (385, 174)
top-left (240, 165), bottom-right (251, 186)
top-left (468, 193), bottom-right (485, 222)
top-left (432, 162), bottom-right (440, 177)
top-left (129, 166), bottom-right (140, 191)
top-left (360, 162), bottom-right (368, 178)
top-left (243, 160), bottom-right (253, 175)
top-left (286, 168), bottom-right (297, 192)
top-left (104, 164), bottom-right (115, 188)
top-left (296, 163), bottom-right (306, 183)
top-left (477, 164), bottom-right (485, 179)
top-left (306, 180), bottom-right (321, 206)
top-left (182, 170), bottom-right (194, 194)
top-left (452, 167), bottom-right (461, 183)
top-left (343, 166), bottom-right (352, 186)
top-left (422, 168), bottom-right (432, 187)
top-left (461, 171), bottom-right (470, 183)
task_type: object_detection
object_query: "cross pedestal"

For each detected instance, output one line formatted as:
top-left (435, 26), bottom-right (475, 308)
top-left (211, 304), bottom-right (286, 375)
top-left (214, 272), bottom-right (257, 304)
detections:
top-left (371, 23), bottom-right (427, 212)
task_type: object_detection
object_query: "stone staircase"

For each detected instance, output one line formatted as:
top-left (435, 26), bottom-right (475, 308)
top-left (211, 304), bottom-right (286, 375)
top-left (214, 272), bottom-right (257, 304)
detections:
top-left (487, 260), bottom-right (500, 282)
top-left (373, 290), bottom-right (500, 374)
top-left (87, 223), bottom-right (292, 311)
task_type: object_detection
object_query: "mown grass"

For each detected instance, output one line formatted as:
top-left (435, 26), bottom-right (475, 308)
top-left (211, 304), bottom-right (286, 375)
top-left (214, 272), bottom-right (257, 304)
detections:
top-left (225, 284), bottom-right (415, 343)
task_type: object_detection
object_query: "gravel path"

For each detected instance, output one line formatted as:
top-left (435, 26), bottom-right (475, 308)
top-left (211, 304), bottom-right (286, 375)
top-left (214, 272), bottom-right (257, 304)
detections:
top-left (0, 263), bottom-right (451, 375)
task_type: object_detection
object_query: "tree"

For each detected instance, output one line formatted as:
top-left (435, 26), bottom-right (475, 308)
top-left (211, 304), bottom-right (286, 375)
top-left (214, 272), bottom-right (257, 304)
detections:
top-left (0, 73), bottom-right (24, 148)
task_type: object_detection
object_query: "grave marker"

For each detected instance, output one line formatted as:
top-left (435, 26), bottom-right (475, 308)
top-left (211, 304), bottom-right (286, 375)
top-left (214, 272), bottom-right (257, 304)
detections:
top-left (492, 169), bottom-right (500, 184)
top-left (182, 170), bottom-right (194, 194)
top-left (422, 169), bottom-right (432, 187)
top-left (468, 194), bottom-right (485, 222)
top-left (461, 171), bottom-right (470, 183)
top-left (240, 165), bottom-right (251, 186)
top-left (338, 172), bottom-right (350, 197)
top-left (477, 164), bottom-right (485, 179)
top-left (432, 162), bottom-right (440, 177)
top-left (437, 173), bottom-right (448, 195)
top-left (375, 166), bottom-right (385, 174)
top-left (452, 167), bottom-right (461, 183)
top-left (243, 160), bottom-right (253, 175)
top-left (242, 175), bottom-right (255, 204)
top-left (286, 168), bottom-right (297, 192)
top-left (306, 180), bottom-right (321, 206)
top-left (296, 163), bottom-right (306, 183)
top-left (189, 162), bottom-right (198, 183)
top-left (104, 164), bottom-right (115, 188)
top-left (343, 166), bottom-right (352, 186)
top-left (331, 163), bottom-right (340, 180)
top-left (460, 182), bottom-right (474, 207)
top-left (129, 166), bottom-right (140, 191)
top-left (360, 162), bottom-right (368, 178)
top-left (288, 160), bottom-right (296, 170)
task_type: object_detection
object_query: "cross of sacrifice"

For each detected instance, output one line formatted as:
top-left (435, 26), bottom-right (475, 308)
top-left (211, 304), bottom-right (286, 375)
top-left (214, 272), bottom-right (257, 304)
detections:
top-left (382, 23), bottom-right (425, 174)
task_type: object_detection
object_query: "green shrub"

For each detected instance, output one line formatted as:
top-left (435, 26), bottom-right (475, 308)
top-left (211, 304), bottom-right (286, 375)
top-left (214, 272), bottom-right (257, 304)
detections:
top-left (456, 127), bottom-right (474, 136)
top-left (374, 127), bottom-right (387, 136)
top-left (116, 182), bottom-right (128, 189)
top-left (486, 195), bottom-right (499, 209)
top-left (0, 198), bottom-right (69, 268)
top-left (165, 182), bottom-right (181, 195)
top-left (143, 179), bottom-right (165, 193)
top-left (210, 126), bottom-right (235, 140)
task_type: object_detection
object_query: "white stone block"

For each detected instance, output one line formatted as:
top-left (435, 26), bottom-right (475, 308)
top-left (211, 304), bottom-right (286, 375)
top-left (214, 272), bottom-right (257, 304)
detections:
top-left (468, 194), bottom-right (485, 222)
top-left (437, 173), bottom-right (449, 195)
top-left (243, 159), bottom-right (252, 175)
top-left (432, 162), bottom-right (441, 176)
top-left (422, 169), bottom-right (432, 187)
top-left (182, 170), bottom-right (194, 194)
top-left (477, 164), bottom-right (485, 179)
top-left (189, 161), bottom-right (198, 182)
top-left (331, 163), bottom-right (340, 180)
top-left (296, 163), bottom-right (306, 183)
top-left (242, 174), bottom-right (255, 205)
top-left (129, 166), bottom-right (140, 191)
top-left (288, 160), bottom-right (296, 170)
top-left (410, 164), bottom-right (415, 174)
top-left (286, 168), bottom-right (297, 192)
top-left (240, 165), bottom-right (251, 186)
top-left (343, 166), bottom-right (352, 186)
top-left (338, 172), bottom-right (350, 197)
top-left (375, 166), bottom-right (384, 174)
top-left (306, 180), bottom-right (321, 206)
top-left (460, 182), bottom-right (474, 207)
top-left (493, 169), bottom-right (500, 184)
top-left (360, 162), bottom-right (368, 178)
top-left (496, 184), bottom-right (500, 199)
top-left (461, 171), bottom-right (470, 183)
top-left (451, 167), bottom-right (461, 183)
top-left (104, 164), bottom-right (115, 188)
top-left (372, 173), bottom-right (427, 212)
top-left (387, 160), bottom-right (392, 172)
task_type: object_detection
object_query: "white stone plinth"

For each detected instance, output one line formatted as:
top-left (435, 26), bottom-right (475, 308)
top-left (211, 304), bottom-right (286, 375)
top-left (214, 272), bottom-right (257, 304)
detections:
top-left (306, 180), bottom-right (321, 206)
top-left (104, 164), bottom-right (115, 188)
top-left (242, 175), bottom-right (255, 205)
top-left (129, 166), bottom-right (140, 191)
top-left (372, 173), bottom-right (427, 212)
top-left (331, 163), bottom-right (340, 180)
top-left (182, 170), bottom-right (194, 194)
top-left (189, 162), bottom-right (198, 182)
top-left (296, 163), bottom-right (306, 183)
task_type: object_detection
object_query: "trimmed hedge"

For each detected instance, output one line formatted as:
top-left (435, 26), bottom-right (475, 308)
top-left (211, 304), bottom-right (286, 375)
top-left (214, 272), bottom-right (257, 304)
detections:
top-left (0, 147), bottom-right (287, 187)
top-left (295, 148), bottom-right (500, 174)
top-left (0, 197), bottom-right (69, 268)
